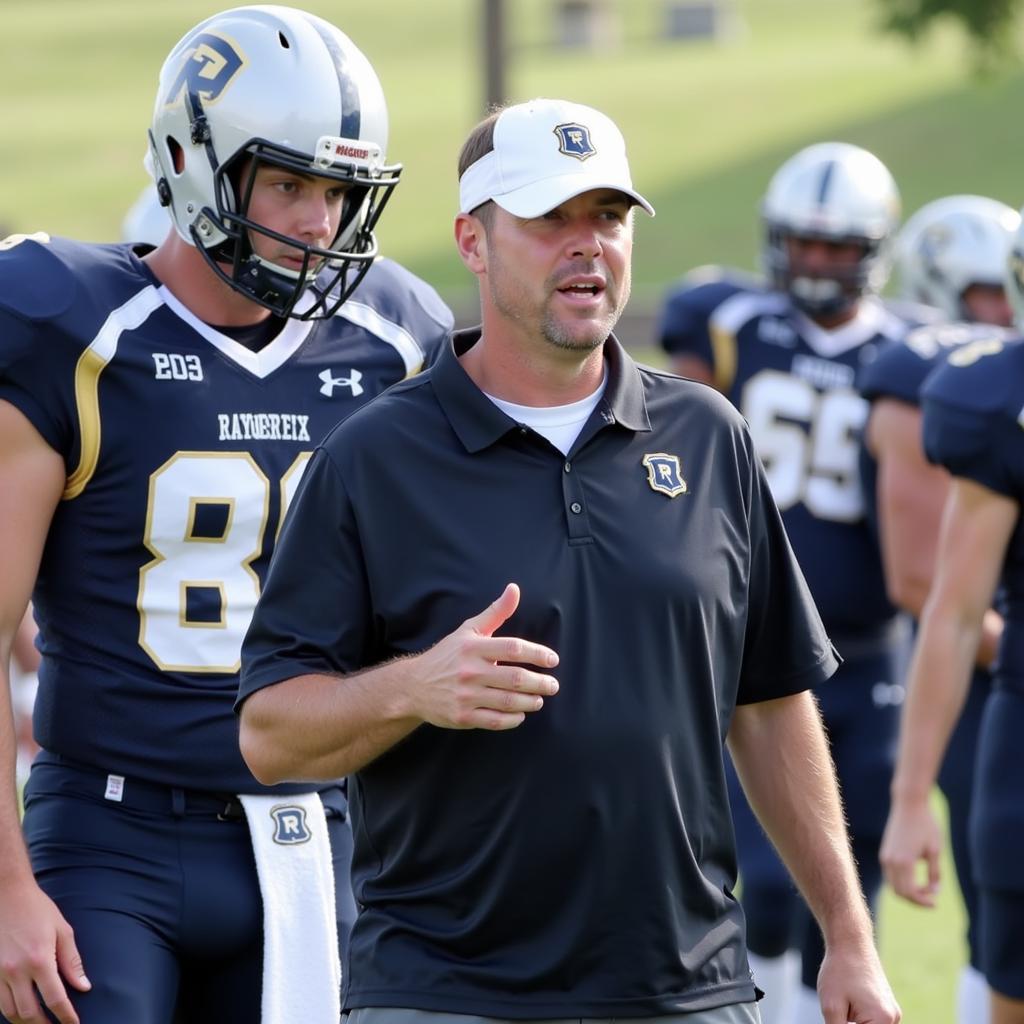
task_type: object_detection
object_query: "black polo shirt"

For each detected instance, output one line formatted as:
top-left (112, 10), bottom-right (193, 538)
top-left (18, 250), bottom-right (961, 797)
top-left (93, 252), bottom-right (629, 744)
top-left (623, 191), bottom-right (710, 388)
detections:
top-left (239, 329), bottom-right (838, 1018)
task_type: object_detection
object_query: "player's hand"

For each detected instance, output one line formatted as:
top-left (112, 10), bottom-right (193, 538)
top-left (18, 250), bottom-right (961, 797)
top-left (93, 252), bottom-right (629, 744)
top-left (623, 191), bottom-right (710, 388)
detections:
top-left (817, 940), bottom-right (901, 1024)
top-left (409, 583), bottom-right (560, 731)
top-left (879, 797), bottom-right (942, 907)
top-left (0, 878), bottom-right (90, 1024)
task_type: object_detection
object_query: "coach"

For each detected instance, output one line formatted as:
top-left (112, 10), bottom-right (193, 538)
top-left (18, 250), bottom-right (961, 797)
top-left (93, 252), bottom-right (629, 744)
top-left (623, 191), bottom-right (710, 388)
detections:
top-left (237, 98), bottom-right (900, 1024)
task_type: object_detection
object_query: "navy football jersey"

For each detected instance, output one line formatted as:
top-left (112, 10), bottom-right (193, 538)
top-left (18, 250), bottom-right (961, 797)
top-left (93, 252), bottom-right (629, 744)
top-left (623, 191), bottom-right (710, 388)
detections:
top-left (659, 268), bottom-right (925, 637)
top-left (922, 335), bottom-right (1024, 692)
top-left (0, 234), bottom-right (452, 792)
top-left (859, 321), bottom-right (1015, 407)
top-left (857, 321), bottom-right (1015, 538)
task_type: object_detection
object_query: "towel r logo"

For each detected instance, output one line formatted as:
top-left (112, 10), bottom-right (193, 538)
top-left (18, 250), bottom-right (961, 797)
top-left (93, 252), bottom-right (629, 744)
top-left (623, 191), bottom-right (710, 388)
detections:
top-left (270, 805), bottom-right (312, 845)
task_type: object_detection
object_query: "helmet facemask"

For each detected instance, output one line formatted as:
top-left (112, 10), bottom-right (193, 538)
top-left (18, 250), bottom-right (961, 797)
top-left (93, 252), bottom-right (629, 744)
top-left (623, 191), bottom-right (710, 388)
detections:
top-left (187, 136), bottom-right (400, 319)
top-left (764, 223), bottom-right (887, 319)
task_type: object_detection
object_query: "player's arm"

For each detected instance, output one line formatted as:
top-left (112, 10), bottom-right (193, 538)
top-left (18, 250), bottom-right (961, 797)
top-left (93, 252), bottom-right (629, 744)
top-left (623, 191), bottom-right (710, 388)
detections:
top-left (11, 610), bottom-right (40, 676)
top-left (239, 583), bottom-right (560, 784)
top-left (881, 476), bottom-right (1017, 907)
top-left (0, 400), bottom-right (90, 1024)
top-left (728, 691), bottom-right (900, 1024)
top-left (868, 398), bottom-right (1002, 666)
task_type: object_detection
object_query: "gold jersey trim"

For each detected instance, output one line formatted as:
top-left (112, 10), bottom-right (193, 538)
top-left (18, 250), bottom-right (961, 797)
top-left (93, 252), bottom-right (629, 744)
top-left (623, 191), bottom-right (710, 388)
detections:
top-left (63, 287), bottom-right (164, 500)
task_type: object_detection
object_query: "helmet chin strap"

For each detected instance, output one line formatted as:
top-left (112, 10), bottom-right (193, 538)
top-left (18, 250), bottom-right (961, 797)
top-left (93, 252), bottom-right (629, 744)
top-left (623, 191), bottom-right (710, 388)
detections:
top-left (235, 252), bottom-right (308, 318)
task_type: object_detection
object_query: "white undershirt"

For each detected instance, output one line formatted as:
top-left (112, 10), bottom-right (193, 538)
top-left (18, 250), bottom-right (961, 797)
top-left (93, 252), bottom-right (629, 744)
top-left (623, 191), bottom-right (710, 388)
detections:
top-left (484, 372), bottom-right (608, 455)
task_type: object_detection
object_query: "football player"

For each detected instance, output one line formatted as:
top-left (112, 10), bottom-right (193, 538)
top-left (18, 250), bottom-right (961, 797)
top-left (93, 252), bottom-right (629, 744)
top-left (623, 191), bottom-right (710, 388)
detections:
top-left (866, 195), bottom-right (1019, 1024)
top-left (882, 211), bottom-right (1024, 1024)
top-left (0, 7), bottom-right (451, 1024)
top-left (895, 194), bottom-right (1016, 328)
top-left (657, 142), bottom-right (922, 1024)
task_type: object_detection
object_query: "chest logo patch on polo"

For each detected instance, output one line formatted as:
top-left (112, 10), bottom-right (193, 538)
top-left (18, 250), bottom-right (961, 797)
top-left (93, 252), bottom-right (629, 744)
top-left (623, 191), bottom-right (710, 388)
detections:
top-left (642, 453), bottom-right (688, 497)
top-left (270, 805), bottom-right (312, 845)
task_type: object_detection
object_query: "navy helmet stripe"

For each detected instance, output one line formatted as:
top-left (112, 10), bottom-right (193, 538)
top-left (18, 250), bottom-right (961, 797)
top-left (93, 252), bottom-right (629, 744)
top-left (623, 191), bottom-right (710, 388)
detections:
top-left (816, 160), bottom-right (836, 205)
top-left (306, 20), bottom-right (362, 141)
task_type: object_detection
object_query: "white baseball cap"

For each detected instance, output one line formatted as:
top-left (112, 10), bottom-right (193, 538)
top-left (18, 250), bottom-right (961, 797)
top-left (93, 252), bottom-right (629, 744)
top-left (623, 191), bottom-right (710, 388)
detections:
top-left (458, 98), bottom-right (655, 219)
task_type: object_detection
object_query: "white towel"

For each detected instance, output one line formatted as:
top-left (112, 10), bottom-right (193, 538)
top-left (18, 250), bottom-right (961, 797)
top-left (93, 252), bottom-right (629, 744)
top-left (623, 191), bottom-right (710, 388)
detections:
top-left (239, 792), bottom-right (341, 1024)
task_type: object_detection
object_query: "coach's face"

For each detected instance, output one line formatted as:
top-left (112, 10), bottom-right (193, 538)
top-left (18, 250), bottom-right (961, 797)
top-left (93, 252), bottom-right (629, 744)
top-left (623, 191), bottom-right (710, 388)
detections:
top-left (478, 188), bottom-right (634, 355)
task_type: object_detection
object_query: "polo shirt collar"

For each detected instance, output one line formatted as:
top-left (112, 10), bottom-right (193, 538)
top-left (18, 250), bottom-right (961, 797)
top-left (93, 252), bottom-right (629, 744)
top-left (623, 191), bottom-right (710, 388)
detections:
top-left (432, 328), bottom-right (651, 453)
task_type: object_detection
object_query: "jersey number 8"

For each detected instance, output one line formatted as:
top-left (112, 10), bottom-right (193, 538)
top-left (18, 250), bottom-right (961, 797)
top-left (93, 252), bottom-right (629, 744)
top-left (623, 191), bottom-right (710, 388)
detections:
top-left (138, 451), bottom-right (311, 672)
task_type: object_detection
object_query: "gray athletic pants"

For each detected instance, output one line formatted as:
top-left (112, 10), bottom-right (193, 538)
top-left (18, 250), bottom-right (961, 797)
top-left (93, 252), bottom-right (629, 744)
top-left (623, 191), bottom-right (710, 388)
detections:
top-left (344, 1003), bottom-right (761, 1024)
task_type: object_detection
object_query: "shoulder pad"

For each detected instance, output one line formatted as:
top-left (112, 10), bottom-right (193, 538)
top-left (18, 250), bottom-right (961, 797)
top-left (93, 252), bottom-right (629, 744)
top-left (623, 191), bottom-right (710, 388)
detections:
top-left (353, 258), bottom-right (455, 334)
top-left (922, 334), bottom-right (1024, 418)
top-left (680, 264), bottom-right (765, 292)
top-left (880, 296), bottom-right (945, 328)
top-left (0, 233), bottom-right (77, 321)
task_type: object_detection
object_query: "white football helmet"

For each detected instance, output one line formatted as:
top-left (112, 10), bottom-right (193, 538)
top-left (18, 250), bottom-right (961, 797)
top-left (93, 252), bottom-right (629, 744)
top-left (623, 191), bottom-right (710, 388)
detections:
top-left (761, 142), bottom-right (900, 317)
top-left (148, 5), bottom-right (400, 319)
top-left (895, 195), bottom-right (1019, 321)
top-left (1006, 209), bottom-right (1024, 331)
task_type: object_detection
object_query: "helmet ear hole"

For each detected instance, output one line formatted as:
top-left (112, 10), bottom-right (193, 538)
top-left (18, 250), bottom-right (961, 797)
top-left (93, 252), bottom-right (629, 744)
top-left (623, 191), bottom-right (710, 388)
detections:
top-left (166, 136), bottom-right (185, 175)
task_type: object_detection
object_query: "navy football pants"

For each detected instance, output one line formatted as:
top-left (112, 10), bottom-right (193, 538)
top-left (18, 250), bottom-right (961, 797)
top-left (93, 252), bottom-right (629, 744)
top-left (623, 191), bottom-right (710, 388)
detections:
top-left (8, 756), bottom-right (354, 1024)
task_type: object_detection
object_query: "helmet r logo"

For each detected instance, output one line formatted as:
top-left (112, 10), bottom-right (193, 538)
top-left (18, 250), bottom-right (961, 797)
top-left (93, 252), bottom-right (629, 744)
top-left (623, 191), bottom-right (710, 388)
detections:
top-left (163, 32), bottom-right (246, 108)
top-left (553, 122), bottom-right (596, 161)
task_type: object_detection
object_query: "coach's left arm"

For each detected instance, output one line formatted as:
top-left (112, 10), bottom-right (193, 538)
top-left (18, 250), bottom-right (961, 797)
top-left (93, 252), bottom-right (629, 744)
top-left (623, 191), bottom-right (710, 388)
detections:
top-left (728, 690), bottom-right (901, 1024)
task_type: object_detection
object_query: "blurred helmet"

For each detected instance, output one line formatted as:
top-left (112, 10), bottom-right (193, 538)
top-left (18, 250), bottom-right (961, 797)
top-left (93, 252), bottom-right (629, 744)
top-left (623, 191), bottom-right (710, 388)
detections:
top-left (122, 185), bottom-right (173, 247)
top-left (148, 4), bottom-right (400, 319)
top-left (895, 195), bottom-right (1019, 322)
top-left (1005, 209), bottom-right (1024, 331)
top-left (761, 142), bottom-right (900, 317)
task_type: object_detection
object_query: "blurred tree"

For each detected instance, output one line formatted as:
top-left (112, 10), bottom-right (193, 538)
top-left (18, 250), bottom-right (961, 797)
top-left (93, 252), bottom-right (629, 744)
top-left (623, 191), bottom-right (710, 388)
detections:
top-left (876, 0), bottom-right (1020, 67)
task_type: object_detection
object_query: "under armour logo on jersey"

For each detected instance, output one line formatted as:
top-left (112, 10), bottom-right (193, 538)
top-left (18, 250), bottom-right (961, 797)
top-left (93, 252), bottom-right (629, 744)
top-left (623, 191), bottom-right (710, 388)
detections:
top-left (270, 805), bottom-right (312, 845)
top-left (319, 368), bottom-right (364, 397)
top-left (553, 122), bottom-right (596, 161)
top-left (642, 453), bottom-right (688, 497)
top-left (163, 32), bottom-right (246, 109)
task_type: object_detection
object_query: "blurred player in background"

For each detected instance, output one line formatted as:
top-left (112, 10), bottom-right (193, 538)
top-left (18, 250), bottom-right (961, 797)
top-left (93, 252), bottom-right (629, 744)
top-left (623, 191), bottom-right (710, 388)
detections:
top-left (658, 142), bottom-right (925, 1024)
top-left (864, 194), bottom-right (1018, 1024)
top-left (0, 6), bottom-right (451, 1023)
top-left (882, 210), bottom-right (1024, 1024)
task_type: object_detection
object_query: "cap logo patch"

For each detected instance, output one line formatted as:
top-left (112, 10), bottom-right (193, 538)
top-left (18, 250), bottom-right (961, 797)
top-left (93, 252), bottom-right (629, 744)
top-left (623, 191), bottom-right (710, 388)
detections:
top-left (553, 122), bottom-right (596, 161)
top-left (642, 453), bottom-right (688, 498)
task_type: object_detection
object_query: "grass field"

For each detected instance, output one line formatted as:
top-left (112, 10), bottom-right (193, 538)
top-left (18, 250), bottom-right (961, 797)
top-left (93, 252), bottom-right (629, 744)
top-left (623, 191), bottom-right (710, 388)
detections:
top-left (5, 1), bottom-right (1002, 1018)
top-left (5, 0), bottom-right (1024, 308)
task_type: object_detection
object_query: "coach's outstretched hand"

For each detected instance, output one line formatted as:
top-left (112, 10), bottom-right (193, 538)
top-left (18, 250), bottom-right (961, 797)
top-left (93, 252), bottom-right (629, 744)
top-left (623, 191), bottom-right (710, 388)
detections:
top-left (409, 583), bottom-right (560, 731)
top-left (241, 583), bottom-right (560, 784)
